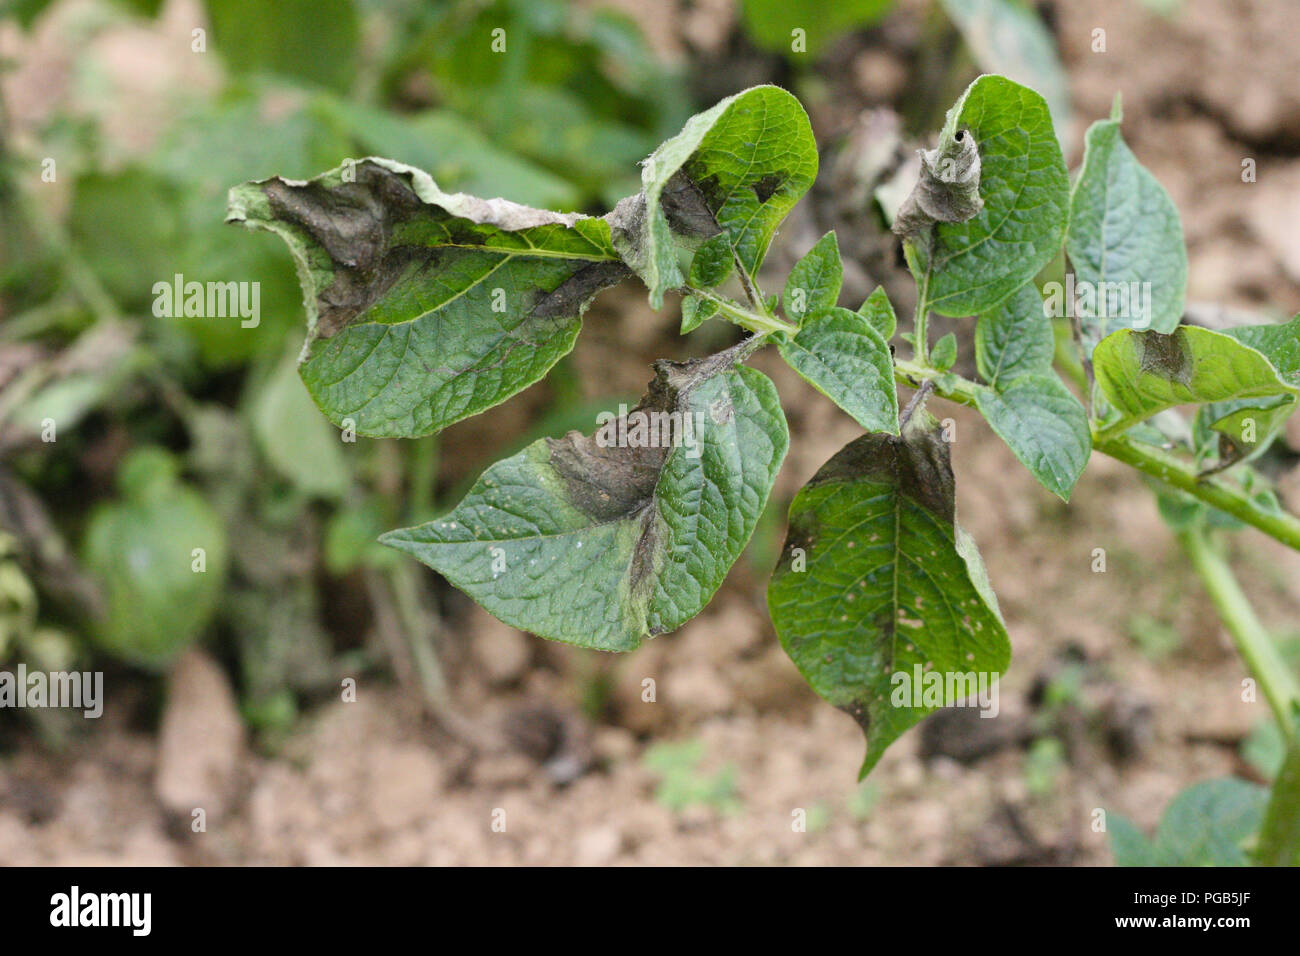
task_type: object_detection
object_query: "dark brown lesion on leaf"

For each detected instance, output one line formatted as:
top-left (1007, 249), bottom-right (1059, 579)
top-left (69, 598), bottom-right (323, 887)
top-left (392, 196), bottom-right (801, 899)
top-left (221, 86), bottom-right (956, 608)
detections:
top-left (263, 162), bottom-right (427, 339)
top-left (545, 345), bottom-right (752, 594)
top-left (1136, 327), bottom-right (1194, 385)
top-left (751, 172), bottom-right (784, 204)
top-left (660, 169), bottom-right (722, 239)
top-left (261, 160), bottom-right (622, 342)
top-left (531, 261), bottom-right (631, 319)
top-left (803, 418), bottom-right (956, 525)
top-left (837, 700), bottom-right (871, 735)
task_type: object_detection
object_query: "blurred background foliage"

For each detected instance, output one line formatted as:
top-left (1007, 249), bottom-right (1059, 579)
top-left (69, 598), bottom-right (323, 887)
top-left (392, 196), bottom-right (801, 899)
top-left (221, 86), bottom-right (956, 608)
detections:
top-left (0, 0), bottom-right (710, 743)
top-left (0, 0), bottom-right (1081, 743)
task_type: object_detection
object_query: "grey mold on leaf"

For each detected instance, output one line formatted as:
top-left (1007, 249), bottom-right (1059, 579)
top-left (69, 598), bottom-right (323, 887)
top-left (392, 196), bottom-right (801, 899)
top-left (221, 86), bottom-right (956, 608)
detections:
top-left (892, 130), bottom-right (984, 244)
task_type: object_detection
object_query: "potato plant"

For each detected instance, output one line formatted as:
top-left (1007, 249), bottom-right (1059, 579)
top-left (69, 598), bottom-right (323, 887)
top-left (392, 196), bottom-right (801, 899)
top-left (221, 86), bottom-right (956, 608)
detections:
top-left (230, 75), bottom-right (1300, 864)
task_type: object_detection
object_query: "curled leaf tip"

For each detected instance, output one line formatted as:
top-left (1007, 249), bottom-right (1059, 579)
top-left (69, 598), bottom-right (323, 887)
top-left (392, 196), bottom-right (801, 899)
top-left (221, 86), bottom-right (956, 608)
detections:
top-left (891, 129), bottom-right (983, 244)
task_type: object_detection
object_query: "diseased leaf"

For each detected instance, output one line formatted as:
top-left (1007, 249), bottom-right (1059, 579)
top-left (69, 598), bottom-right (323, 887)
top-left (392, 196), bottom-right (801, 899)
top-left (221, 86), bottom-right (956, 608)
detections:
top-left (892, 127), bottom-right (983, 244)
top-left (1093, 326), bottom-right (1299, 434)
top-left (777, 307), bottom-right (899, 434)
top-left (784, 231), bottom-right (843, 324)
top-left (1067, 100), bottom-right (1187, 347)
top-left (905, 75), bottom-right (1068, 317)
top-left (381, 342), bottom-right (788, 650)
top-left (939, 0), bottom-right (1072, 147)
top-left (974, 374), bottom-right (1091, 500)
top-left (227, 158), bottom-right (629, 438)
top-left (609, 85), bottom-right (817, 308)
top-left (767, 412), bottom-right (1010, 777)
top-left (858, 285), bottom-right (897, 340)
top-left (974, 280), bottom-right (1054, 386)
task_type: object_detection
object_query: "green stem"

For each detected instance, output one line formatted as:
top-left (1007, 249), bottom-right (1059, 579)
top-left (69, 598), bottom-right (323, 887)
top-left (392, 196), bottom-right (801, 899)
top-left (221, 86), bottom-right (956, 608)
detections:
top-left (686, 288), bottom-right (796, 336)
top-left (912, 272), bottom-right (931, 366)
top-left (1101, 436), bottom-right (1300, 552)
top-left (1257, 743), bottom-right (1300, 866)
top-left (893, 362), bottom-right (1300, 551)
top-left (1178, 526), bottom-right (1300, 867)
top-left (1178, 527), bottom-right (1300, 736)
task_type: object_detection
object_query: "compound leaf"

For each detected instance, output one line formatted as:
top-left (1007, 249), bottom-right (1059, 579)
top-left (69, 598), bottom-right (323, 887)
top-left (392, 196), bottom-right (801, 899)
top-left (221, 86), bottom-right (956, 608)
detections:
top-left (777, 307), bottom-right (898, 434)
top-left (905, 75), bottom-right (1068, 318)
top-left (975, 374), bottom-right (1091, 500)
top-left (227, 158), bottom-right (629, 438)
top-left (784, 231), bottom-right (843, 324)
top-left (768, 413), bottom-right (1010, 777)
top-left (382, 343), bottom-right (788, 651)
top-left (1067, 100), bottom-right (1187, 348)
top-left (1094, 326), bottom-right (1299, 434)
top-left (609, 85), bottom-right (817, 308)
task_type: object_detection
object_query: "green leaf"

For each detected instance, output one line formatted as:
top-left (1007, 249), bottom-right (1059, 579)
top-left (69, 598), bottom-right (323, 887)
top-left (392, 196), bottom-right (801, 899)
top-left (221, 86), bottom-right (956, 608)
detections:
top-left (1224, 314), bottom-right (1300, 387)
top-left (857, 286), bottom-right (897, 340)
top-left (906, 75), bottom-right (1069, 318)
top-left (1200, 395), bottom-right (1295, 457)
top-left (381, 344), bottom-right (789, 650)
top-left (323, 100), bottom-right (581, 212)
top-left (975, 375), bottom-right (1091, 500)
top-left (202, 0), bottom-right (360, 93)
top-left (767, 413), bottom-right (1010, 777)
top-left (1152, 779), bottom-right (1268, 866)
top-left (83, 448), bottom-right (228, 669)
top-left (784, 231), bottom-right (843, 324)
top-left (974, 280), bottom-right (1054, 386)
top-left (249, 343), bottom-right (350, 499)
top-left (68, 168), bottom-right (183, 308)
top-left (688, 234), bottom-right (735, 289)
top-left (1093, 326), bottom-right (1299, 434)
top-left (1066, 100), bottom-right (1188, 346)
top-left (680, 295), bottom-right (719, 334)
top-left (739, 0), bottom-right (892, 56)
top-left (938, 0), bottom-right (1071, 147)
top-left (610, 85), bottom-right (817, 308)
top-left (930, 332), bottom-right (958, 371)
top-left (1192, 319), bottom-right (1300, 458)
top-left (1107, 813), bottom-right (1159, 867)
top-left (227, 158), bottom-right (629, 438)
top-left (777, 308), bottom-right (899, 434)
